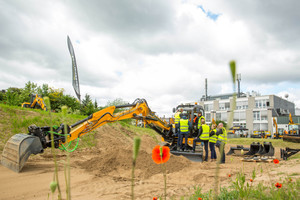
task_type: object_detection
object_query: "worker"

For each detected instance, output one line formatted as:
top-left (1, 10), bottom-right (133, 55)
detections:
top-left (174, 108), bottom-right (183, 135)
top-left (216, 123), bottom-right (227, 164)
top-left (192, 118), bottom-right (210, 161)
top-left (197, 112), bottom-right (205, 131)
top-left (209, 124), bottom-right (217, 162)
top-left (178, 114), bottom-right (191, 151)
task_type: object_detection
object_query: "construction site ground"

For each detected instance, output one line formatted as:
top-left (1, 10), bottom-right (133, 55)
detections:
top-left (0, 123), bottom-right (299, 200)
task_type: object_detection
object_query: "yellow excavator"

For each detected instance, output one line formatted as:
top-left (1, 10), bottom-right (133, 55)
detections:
top-left (21, 94), bottom-right (47, 111)
top-left (1, 99), bottom-right (204, 172)
top-left (273, 117), bottom-right (286, 139)
top-left (283, 113), bottom-right (300, 143)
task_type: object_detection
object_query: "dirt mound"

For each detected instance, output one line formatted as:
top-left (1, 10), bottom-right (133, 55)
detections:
top-left (77, 124), bottom-right (192, 179)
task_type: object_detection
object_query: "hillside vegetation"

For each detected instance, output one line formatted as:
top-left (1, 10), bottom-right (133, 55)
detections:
top-left (0, 103), bottom-right (158, 152)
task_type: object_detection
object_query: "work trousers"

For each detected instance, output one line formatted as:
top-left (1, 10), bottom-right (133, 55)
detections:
top-left (218, 142), bottom-right (226, 163)
top-left (193, 139), bottom-right (209, 161)
top-left (209, 142), bottom-right (217, 159)
top-left (178, 133), bottom-right (188, 150)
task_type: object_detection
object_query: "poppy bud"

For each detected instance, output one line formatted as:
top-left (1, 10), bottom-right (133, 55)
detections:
top-left (133, 137), bottom-right (141, 161)
top-left (61, 105), bottom-right (68, 117)
top-left (229, 60), bottom-right (236, 84)
top-left (44, 97), bottom-right (51, 110)
top-left (50, 181), bottom-right (57, 193)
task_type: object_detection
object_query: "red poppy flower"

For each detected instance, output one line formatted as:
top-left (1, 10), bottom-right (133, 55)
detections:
top-left (289, 178), bottom-right (292, 182)
top-left (228, 174), bottom-right (231, 177)
top-left (152, 145), bottom-right (170, 164)
top-left (250, 179), bottom-right (253, 182)
top-left (153, 197), bottom-right (158, 200)
top-left (198, 198), bottom-right (202, 200)
top-left (273, 159), bottom-right (279, 164)
top-left (275, 182), bottom-right (282, 189)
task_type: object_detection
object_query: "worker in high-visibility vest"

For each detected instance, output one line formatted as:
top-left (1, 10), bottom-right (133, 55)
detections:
top-left (174, 108), bottom-right (183, 135)
top-left (196, 112), bottom-right (205, 132)
top-left (193, 118), bottom-right (210, 161)
top-left (216, 123), bottom-right (227, 164)
top-left (209, 124), bottom-right (217, 162)
top-left (178, 114), bottom-right (191, 151)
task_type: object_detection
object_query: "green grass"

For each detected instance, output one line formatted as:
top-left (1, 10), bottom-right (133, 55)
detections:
top-left (290, 173), bottom-right (300, 176)
top-left (0, 103), bottom-right (88, 151)
top-left (228, 138), bottom-right (300, 149)
top-left (186, 175), bottom-right (300, 200)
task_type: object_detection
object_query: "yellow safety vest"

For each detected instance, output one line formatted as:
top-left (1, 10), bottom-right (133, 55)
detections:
top-left (200, 124), bottom-right (210, 140)
top-left (218, 127), bottom-right (227, 144)
top-left (174, 112), bottom-right (181, 124)
top-left (197, 116), bottom-right (205, 129)
top-left (209, 129), bottom-right (217, 143)
top-left (180, 119), bottom-right (189, 133)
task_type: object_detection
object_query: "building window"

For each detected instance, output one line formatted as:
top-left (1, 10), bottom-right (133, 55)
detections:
top-left (219, 102), bottom-right (230, 110)
top-left (236, 101), bottom-right (248, 110)
top-left (234, 111), bottom-right (246, 122)
top-left (218, 112), bottom-right (227, 122)
top-left (255, 99), bottom-right (268, 108)
top-left (261, 110), bottom-right (268, 120)
top-left (253, 111), bottom-right (268, 121)
top-left (216, 113), bottom-right (221, 120)
top-left (204, 104), bottom-right (213, 112)
top-left (253, 123), bottom-right (268, 131)
top-left (253, 111), bottom-right (260, 120)
top-left (205, 113), bottom-right (211, 122)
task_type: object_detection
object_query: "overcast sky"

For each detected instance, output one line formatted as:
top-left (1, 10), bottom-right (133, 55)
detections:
top-left (1, 0), bottom-right (300, 116)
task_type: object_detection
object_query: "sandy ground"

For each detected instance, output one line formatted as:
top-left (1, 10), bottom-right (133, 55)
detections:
top-left (0, 124), bottom-right (299, 200)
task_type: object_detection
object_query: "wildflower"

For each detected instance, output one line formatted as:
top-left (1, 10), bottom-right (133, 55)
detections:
top-left (228, 174), bottom-right (231, 177)
top-left (152, 145), bottom-right (170, 164)
top-left (198, 198), bottom-right (202, 200)
top-left (273, 159), bottom-right (279, 164)
top-left (153, 197), bottom-right (158, 200)
top-left (250, 179), bottom-right (253, 182)
top-left (289, 178), bottom-right (292, 182)
top-left (275, 182), bottom-right (282, 189)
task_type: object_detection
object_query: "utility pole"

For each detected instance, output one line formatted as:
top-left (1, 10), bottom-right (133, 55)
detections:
top-left (237, 73), bottom-right (241, 98)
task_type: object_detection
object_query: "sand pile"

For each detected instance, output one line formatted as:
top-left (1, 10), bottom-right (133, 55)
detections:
top-left (77, 124), bottom-right (192, 179)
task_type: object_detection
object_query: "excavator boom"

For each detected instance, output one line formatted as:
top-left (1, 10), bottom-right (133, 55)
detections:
top-left (1, 99), bottom-right (173, 172)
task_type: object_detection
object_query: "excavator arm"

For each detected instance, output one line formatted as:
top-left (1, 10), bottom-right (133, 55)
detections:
top-left (1, 98), bottom-right (173, 172)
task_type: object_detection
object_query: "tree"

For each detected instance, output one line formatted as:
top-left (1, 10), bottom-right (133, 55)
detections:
top-left (19, 81), bottom-right (37, 103)
top-left (37, 84), bottom-right (50, 97)
top-left (59, 95), bottom-right (80, 112)
top-left (94, 99), bottom-right (98, 110)
top-left (80, 94), bottom-right (96, 115)
top-left (6, 88), bottom-right (20, 106)
top-left (48, 87), bottom-right (64, 111)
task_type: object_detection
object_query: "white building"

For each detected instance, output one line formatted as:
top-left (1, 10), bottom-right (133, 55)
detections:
top-left (197, 92), bottom-right (295, 135)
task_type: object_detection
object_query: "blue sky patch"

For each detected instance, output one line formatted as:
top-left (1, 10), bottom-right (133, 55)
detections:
top-left (197, 5), bottom-right (220, 21)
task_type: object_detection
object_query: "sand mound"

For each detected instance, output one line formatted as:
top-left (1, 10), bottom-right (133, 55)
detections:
top-left (77, 124), bottom-right (192, 179)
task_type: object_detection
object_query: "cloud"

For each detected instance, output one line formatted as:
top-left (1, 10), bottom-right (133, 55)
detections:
top-left (0, 0), bottom-right (300, 116)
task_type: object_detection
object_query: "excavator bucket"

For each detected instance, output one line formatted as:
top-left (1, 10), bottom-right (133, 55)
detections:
top-left (258, 142), bottom-right (275, 156)
top-left (244, 142), bottom-right (263, 156)
top-left (171, 151), bottom-right (203, 162)
top-left (1, 134), bottom-right (43, 173)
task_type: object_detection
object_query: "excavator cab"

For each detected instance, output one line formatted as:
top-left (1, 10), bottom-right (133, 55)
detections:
top-left (169, 104), bottom-right (205, 162)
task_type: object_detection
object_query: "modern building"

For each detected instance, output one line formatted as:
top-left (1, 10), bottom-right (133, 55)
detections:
top-left (197, 92), bottom-right (295, 135)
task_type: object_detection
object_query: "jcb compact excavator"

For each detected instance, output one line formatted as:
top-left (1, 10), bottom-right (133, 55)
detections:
top-left (21, 94), bottom-right (47, 111)
top-left (1, 99), bottom-right (204, 172)
top-left (282, 113), bottom-right (300, 143)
